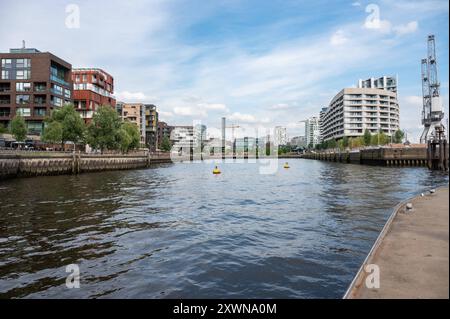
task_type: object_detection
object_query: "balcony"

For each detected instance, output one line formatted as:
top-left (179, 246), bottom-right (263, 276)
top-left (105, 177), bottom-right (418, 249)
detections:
top-left (0, 109), bottom-right (11, 118)
top-left (34, 109), bottom-right (48, 117)
top-left (50, 75), bottom-right (70, 87)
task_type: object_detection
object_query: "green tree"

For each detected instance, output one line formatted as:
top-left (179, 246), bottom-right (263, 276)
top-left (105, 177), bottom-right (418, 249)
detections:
top-left (41, 121), bottom-right (63, 144)
top-left (117, 127), bottom-right (132, 153)
top-left (160, 136), bottom-right (172, 152)
top-left (394, 129), bottom-right (404, 143)
top-left (87, 105), bottom-right (122, 153)
top-left (48, 104), bottom-right (85, 146)
top-left (0, 123), bottom-right (8, 134)
top-left (122, 122), bottom-right (140, 150)
top-left (363, 129), bottom-right (371, 146)
top-left (328, 139), bottom-right (337, 149)
top-left (342, 136), bottom-right (349, 148)
top-left (378, 131), bottom-right (389, 145)
top-left (11, 116), bottom-right (27, 142)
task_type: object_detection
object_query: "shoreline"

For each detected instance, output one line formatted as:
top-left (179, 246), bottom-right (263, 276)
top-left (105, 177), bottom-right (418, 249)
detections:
top-left (344, 185), bottom-right (449, 299)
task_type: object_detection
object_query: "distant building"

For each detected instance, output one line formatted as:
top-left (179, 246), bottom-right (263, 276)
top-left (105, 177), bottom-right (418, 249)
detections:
top-left (320, 87), bottom-right (399, 141)
top-left (318, 107), bottom-right (328, 141)
top-left (144, 104), bottom-right (158, 151)
top-left (157, 121), bottom-right (173, 149)
top-left (290, 136), bottom-right (307, 148)
top-left (305, 117), bottom-right (320, 148)
top-left (274, 126), bottom-right (287, 146)
top-left (170, 125), bottom-right (194, 155)
top-left (117, 102), bottom-right (146, 144)
top-left (0, 47), bottom-right (73, 135)
top-left (72, 68), bottom-right (116, 123)
top-left (358, 75), bottom-right (397, 93)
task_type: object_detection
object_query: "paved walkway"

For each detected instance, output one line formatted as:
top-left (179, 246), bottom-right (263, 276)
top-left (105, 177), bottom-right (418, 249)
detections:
top-left (348, 186), bottom-right (449, 299)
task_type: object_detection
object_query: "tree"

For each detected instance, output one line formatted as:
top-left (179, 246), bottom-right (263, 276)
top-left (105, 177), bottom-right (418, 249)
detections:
top-left (342, 136), bottom-right (349, 149)
top-left (0, 123), bottom-right (8, 134)
top-left (47, 104), bottom-right (85, 146)
top-left (41, 121), bottom-right (62, 144)
top-left (363, 129), bottom-right (371, 146)
top-left (121, 122), bottom-right (140, 150)
top-left (378, 131), bottom-right (389, 145)
top-left (394, 129), bottom-right (404, 143)
top-left (86, 105), bottom-right (122, 153)
top-left (160, 136), bottom-right (172, 152)
top-left (117, 127), bottom-right (132, 153)
top-left (11, 116), bottom-right (27, 142)
top-left (328, 139), bottom-right (337, 149)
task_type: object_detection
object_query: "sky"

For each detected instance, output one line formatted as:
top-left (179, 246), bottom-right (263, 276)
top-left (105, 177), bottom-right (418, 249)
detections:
top-left (0, 0), bottom-right (449, 141)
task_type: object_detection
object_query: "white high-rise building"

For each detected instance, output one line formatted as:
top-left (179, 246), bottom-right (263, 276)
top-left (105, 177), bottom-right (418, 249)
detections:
top-left (358, 75), bottom-right (397, 93)
top-left (320, 87), bottom-right (400, 141)
top-left (305, 117), bottom-right (320, 147)
top-left (274, 126), bottom-right (287, 146)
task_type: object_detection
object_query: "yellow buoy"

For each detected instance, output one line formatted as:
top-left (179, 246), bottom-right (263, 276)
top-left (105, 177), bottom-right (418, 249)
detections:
top-left (283, 162), bottom-right (290, 169)
top-left (212, 166), bottom-right (221, 174)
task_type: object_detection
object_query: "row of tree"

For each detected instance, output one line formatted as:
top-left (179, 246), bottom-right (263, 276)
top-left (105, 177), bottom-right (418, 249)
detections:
top-left (6, 104), bottom-right (141, 153)
top-left (314, 129), bottom-right (405, 150)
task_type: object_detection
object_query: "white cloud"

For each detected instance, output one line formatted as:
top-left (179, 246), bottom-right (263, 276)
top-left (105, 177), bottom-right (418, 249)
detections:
top-left (269, 103), bottom-right (292, 110)
top-left (198, 103), bottom-right (229, 112)
top-left (115, 91), bottom-right (149, 102)
top-left (364, 18), bottom-right (392, 34)
top-left (351, 2), bottom-right (361, 6)
top-left (393, 21), bottom-right (418, 36)
top-left (330, 30), bottom-right (348, 46)
top-left (173, 106), bottom-right (207, 117)
top-left (228, 112), bottom-right (270, 124)
top-left (158, 111), bottom-right (174, 119)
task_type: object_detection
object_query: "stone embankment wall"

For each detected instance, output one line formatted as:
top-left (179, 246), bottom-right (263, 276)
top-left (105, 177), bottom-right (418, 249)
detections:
top-left (301, 147), bottom-right (428, 167)
top-left (0, 152), bottom-right (172, 179)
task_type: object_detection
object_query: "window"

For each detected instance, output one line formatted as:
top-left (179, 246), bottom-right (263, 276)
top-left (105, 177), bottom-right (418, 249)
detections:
top-left (52, 96), bottom-right (63, 107)
top-left (16, 82), bottom-right (32, 92)
top-left (52, 84), bottom-right (63, 95)
top-left (16, 70), bottom-right (31, 79)
top-left (1, 59), bottom-right (12, 68)
top-left (64, 89), bottom-right (71, 98)
top-left (16, 58), bottom-right (31, 68)
top-left (16, 94), bottom-right (30, 105)
top-left (1, 70), bottom-right (10, 79)
top-left (75, 75), bottom-right (80, 83)
top-left (82, 74), bottom-right (87, 82)
top-left (16, 108), bottom-right (31, 117)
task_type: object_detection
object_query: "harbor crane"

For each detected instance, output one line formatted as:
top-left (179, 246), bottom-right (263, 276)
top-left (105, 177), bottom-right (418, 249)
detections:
top-left (420, 35), bottom-right (445, 143)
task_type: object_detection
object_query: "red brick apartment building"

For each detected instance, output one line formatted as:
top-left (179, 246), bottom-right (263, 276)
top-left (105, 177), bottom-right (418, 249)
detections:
top-left (72, 68), bottom-right (115, 123)
top-left (0, 47), bottom-right (73, 135)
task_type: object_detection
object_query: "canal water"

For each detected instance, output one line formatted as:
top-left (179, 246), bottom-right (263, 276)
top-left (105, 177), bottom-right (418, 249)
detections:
top-left (0, 159), bottom-right (448, 298)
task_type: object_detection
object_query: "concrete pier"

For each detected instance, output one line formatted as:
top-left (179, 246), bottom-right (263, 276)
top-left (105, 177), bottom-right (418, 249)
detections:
top-left (345, 186), bottom-right (449, 299)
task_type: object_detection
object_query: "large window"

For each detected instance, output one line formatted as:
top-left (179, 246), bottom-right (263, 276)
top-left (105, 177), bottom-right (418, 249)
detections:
top-left (16, 94), bottom-right (30, 105)
top-left (16, 58), bottom-right (31, 68)
top-left (16, 107), bottom-right (31, 117)
top-left (16, 70), bottom-right (31, 80)
top-left (64, 89), bottom-right (71, 99)
top-left (1, 70), bottom-right (10, 80)
top-left (51, 84), bottom-right (63, 95)
top-left (52, 96), bottom-right (63, 107)
top-left (1, 59), bottom-right (12, 68)
top-left (16, 82), bottom-right (32, 92)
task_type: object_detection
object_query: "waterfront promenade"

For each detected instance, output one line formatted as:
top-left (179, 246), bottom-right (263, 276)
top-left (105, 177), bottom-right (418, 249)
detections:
top-left (346, 186), bottom-right (449, 299)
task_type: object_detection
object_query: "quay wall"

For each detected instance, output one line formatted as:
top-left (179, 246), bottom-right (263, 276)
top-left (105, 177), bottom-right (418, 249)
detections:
top-left (0, 152), bottom-right (172, 179)
top-left (301, 147), bottom-right (429, 167)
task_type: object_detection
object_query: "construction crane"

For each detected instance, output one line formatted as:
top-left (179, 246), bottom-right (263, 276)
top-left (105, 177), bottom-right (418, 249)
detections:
top-left (226, 123), bottom-right (241, 156)
top-left (420, 35), bottom-right (445, 143)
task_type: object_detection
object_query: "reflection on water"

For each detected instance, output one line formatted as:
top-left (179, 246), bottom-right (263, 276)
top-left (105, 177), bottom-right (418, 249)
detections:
top-left (0, 159), bottom-right (448, 298)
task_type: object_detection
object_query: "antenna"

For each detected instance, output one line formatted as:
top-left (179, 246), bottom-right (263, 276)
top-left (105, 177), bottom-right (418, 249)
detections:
top-left (22, 40), bottom-right (25, 49)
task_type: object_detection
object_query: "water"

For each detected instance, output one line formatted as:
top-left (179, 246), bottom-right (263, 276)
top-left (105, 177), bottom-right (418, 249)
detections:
top-left (0, 159), bottom-right (448, 298)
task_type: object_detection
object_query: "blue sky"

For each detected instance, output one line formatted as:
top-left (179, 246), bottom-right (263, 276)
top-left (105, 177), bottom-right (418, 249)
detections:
top-left (1, 0), bottom-right (449, 141)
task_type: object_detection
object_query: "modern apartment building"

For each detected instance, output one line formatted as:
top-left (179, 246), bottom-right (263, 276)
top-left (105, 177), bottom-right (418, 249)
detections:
top-left (144, 104), bottom-right (158, 151)
top-left (0, 47), bottom-right (73, 135)
top-left (157, 121), bottom-right (174, 149)
top-left (358, 75), bottom-right (397, 93)
top-left (117, 102), bottom-right (146, 144)
top-left (290, 136), bottom-right (307, 148)
top-left (274, 126), bottom-right (288, 146)
top-left (320, 87), bottom-right (400, 141)
top-left (72, 68), bottom-right (116, 122)
top-left (304, 116), bottom-right (321, 147)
